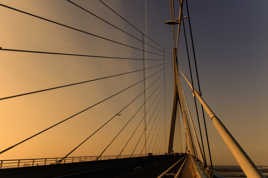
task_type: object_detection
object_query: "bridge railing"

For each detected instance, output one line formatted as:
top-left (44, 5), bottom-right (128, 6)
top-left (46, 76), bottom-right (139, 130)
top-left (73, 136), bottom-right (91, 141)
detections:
top-left (0, 154), bottom-right (148, 169)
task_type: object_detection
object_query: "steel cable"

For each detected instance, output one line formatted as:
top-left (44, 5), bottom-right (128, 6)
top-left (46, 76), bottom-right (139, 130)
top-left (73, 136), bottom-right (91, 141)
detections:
top-left (0, 63), bottom-right (164, 102)
top-left (0, 67), bottom-right (163, 155)
top-left (0, 47), bottom-right (163, 61)
top-left (0, 3), bottom-right (162, 57)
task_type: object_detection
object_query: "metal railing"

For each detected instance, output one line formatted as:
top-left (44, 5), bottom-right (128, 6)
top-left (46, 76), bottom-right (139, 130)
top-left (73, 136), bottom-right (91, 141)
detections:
top-left (0, 154), bottom-right (148, 169)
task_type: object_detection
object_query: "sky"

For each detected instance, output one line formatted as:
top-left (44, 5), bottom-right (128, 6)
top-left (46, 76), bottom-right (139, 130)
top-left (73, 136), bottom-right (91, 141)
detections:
top-left (183, 0), bottom-right (268, 166)
top-left (0, 0), bottom-right (170, 162)
top-left (0, 0), bottom-right (267, 166)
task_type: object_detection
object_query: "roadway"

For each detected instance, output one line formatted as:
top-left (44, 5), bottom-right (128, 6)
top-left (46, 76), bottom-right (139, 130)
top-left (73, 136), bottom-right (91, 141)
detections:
top-left (0, 154), bottom-right (185, 178)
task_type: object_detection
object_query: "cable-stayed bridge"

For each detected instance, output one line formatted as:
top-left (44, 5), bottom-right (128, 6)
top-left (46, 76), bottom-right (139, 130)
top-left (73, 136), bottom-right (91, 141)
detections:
top-left (0, 0), bottom-right (265, 177)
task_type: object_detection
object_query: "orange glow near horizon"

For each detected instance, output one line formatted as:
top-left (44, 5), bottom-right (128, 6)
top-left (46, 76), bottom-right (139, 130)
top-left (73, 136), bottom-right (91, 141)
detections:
top-left (0, 0), bottom-right (267, 167)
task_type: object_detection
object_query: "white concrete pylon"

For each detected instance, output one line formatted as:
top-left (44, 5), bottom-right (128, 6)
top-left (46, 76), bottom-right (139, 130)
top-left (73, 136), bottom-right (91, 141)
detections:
top-left (180, 70), bottom-right (264, 178)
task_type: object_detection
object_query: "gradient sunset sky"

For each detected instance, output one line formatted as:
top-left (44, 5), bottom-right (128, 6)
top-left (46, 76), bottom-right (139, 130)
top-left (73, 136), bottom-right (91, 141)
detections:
top-left (0, 0), bottom-right (267, 166)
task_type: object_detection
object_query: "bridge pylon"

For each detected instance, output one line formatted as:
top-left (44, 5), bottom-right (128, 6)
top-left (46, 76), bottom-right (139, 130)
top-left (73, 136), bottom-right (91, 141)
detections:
top-left (167, 0), bottom-right (196, 157)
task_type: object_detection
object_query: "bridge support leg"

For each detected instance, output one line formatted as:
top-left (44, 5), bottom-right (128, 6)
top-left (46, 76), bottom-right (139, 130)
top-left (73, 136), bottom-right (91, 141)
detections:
top-left (180, 71), bottom-right (264, 178)
top-left (212, 116), bottom-right (263, 178)
top-left (167, 0), bottom-right (197, 157)
top-left (168, 88), bottom-right (178, 153)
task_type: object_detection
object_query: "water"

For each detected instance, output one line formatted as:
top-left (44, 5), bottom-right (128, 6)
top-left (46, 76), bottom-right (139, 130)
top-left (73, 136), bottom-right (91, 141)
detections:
top-left (215, 165), bottom-right (268, 178)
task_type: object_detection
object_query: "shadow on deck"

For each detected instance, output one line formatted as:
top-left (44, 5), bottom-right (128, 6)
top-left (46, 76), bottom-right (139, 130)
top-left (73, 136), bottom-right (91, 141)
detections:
top-left (0, 153), bottom-right (185, 178)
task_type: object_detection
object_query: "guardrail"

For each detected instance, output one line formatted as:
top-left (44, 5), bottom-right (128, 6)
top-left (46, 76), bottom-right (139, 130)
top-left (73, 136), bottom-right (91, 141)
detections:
top-left (0, 154), bottom-right (149, 169)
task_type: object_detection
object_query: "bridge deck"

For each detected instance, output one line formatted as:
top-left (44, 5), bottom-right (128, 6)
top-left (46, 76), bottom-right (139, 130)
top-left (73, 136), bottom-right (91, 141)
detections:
top-left (0, 154), bottom-right (184, 178)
